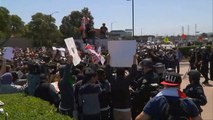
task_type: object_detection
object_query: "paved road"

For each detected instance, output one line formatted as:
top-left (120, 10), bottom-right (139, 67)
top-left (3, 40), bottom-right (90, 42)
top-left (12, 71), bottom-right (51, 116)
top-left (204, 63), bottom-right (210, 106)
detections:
top-left (180, 62), bottom-right (213, 120)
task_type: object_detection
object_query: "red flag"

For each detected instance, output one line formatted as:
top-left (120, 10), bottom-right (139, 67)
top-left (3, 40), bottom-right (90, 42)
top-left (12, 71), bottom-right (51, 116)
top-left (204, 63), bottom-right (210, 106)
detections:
top-left (181, 34), bottom-right (187, 40)
top-left (85, 44), bottom-right (94, 50)
top-left (198, 36), bottom-right (203, 42)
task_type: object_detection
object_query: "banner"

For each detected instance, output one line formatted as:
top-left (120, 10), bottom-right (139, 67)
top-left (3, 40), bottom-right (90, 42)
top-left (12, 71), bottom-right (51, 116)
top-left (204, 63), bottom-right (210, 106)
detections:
top-left (108, 40), bottom-right (136, 67)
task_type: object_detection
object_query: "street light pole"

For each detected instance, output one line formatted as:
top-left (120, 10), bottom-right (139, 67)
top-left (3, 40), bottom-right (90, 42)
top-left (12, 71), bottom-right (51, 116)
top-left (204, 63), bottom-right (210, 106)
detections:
top-left (49, 11), bottom-right (59, 22)
top-left (51, 11), bottom-right (59, 15)
top-left (212, 0), bottom-right (213, 45)
top-left (211, 0), bottom-right (213, 45)
top-left (212, 0), bottom-right (213, 33)
top-left (132, 0), bottom-right (134, 38)
top-left (127, 0), bottom-right (134, 38)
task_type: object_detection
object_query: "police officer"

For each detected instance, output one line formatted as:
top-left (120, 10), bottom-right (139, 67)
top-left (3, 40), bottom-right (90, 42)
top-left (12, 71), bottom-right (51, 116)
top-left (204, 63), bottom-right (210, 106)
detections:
top-left (183, 70), bottom-right (207, 114)
top-left (200, 47), bottom-right (210, 84)
top-left (210, 46), bottom-right (213, 81)
top-left (189, 48), bottom-right (196, 70)
top-left (131, 58), bottom-right (160, 119)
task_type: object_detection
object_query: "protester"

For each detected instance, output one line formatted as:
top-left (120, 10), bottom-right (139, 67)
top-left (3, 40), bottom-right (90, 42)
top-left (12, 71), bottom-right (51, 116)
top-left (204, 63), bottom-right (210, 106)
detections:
top-left (100, 23), bottom-right (108, 39)
top-left (174, 47), bottom-right (182, 73)
top-left (78, 66), bottom-right (102, 120)
top-left (58, 55), bottom-right (75, 117)
top-left (27, 59), bottom-right (41, 95)
top-left (0, 58), bottom-right (26, 94)
top-left (106, 54), bottom-right (137, 120)
top-left (0, 72), bottom-right (26, 94)
top-left (135, 72), bottom-right (202, 120)
top-left (97, 68), bottom-right (111, 120)
top-left (34, 74), bottom-right (60, 108)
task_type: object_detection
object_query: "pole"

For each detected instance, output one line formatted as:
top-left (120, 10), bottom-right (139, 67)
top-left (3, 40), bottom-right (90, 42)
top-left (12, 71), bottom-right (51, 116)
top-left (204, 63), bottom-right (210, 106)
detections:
top-left (187, 25), bottom-right (190, 35)
top-left (127, 0), bottom-right (135, 38)
top-left (132, 0), bottom-right (134, 38)
top-left (212, 0), bottom-right (213, 45)
top-left (182, 26), bottom-right (184, 34)
top-left (111, 22), bottom-right (113, 31)
top-left (212, 0), bottom-right (213, 33)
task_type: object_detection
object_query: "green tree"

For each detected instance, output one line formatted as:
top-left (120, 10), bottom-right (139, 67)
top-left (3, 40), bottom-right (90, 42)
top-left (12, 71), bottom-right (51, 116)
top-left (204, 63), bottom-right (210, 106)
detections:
top-left (27, 12), bottom-right (60, 47)
top-left (60, 7), bottom-right (94, 39)
top-left (10, 15), bottom-right (25, 37)
top-left (0, 7), bottom-right (25, 40)
top-left (0, 7), bottom-right (11, 40)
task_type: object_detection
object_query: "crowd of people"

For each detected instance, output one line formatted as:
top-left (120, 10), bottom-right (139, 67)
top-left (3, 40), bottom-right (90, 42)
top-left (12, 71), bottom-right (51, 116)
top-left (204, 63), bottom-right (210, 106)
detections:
top-left (0, 43), bottom-right (212, 120)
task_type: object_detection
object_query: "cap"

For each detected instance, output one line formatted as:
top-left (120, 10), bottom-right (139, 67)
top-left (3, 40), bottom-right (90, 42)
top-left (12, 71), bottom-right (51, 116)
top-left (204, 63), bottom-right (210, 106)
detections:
top-left (161, 72), bottom-right (182, 86)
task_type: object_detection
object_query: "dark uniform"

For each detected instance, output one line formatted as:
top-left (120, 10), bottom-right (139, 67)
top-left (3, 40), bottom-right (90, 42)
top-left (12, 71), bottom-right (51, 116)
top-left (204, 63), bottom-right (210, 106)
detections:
top-left (189, 49), bottom-right (196, 70)
top-left (210, 47), bottom-right (213, 80)
top-left (200, 48), bottom-right (210, 84)
top-left (183, 70), bottom-right (207, 114)
top-left (131, 59), bottom-right (160, 119)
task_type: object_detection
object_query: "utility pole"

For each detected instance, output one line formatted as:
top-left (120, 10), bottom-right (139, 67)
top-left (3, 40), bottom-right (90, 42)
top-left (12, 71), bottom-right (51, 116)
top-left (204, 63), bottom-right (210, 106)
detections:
top-left (187, 25), bottom-right (190, 35)
top-left (182, 26), bottom-right (184, 34)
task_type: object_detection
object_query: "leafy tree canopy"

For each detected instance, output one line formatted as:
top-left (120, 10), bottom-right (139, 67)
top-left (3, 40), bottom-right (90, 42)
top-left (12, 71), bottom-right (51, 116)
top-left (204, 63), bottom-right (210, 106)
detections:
top-left (27, 12), bottom-right (60, 47)
top-left (0, 7), bottom-right (25, 40)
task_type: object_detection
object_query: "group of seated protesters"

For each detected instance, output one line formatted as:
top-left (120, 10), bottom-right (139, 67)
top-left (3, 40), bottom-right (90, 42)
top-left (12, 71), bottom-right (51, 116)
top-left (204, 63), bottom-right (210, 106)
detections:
top-left (0, 46), bottom-right (205, 120)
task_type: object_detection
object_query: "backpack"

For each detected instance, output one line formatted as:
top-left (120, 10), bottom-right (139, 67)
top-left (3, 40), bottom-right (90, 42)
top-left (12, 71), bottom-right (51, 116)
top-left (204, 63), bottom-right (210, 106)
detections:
top-left (161, 96), bottom-right (190, 120)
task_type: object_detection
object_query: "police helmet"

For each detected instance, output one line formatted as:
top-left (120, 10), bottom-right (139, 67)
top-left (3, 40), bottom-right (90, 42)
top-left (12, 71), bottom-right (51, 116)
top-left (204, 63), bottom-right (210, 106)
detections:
top-left (154, 62), bottom-right (165, 74)
top-left (188, 70), bottom-right (200, 83)
top-left (140, 58), bottom-right (153, 68)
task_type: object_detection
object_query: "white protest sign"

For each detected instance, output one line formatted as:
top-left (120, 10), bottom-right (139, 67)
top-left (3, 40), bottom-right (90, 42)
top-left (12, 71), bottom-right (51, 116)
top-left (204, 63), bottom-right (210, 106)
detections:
top-left (64, 37), bottom-right (81, 66)
top-left (108, 40), bottom-right (136, 67)
top-left (52, 47), bottom-right (66, 57)
top-left (59, 48), bottom-right (66, 57)
top-left (17, 70), bottom-right (24, 79)
top-left (52, 46), bottom-right (57, 51)
top-left (42, 46), bottom-right (46, 53)
top-left (3, 47), bottom-right (14, 61)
